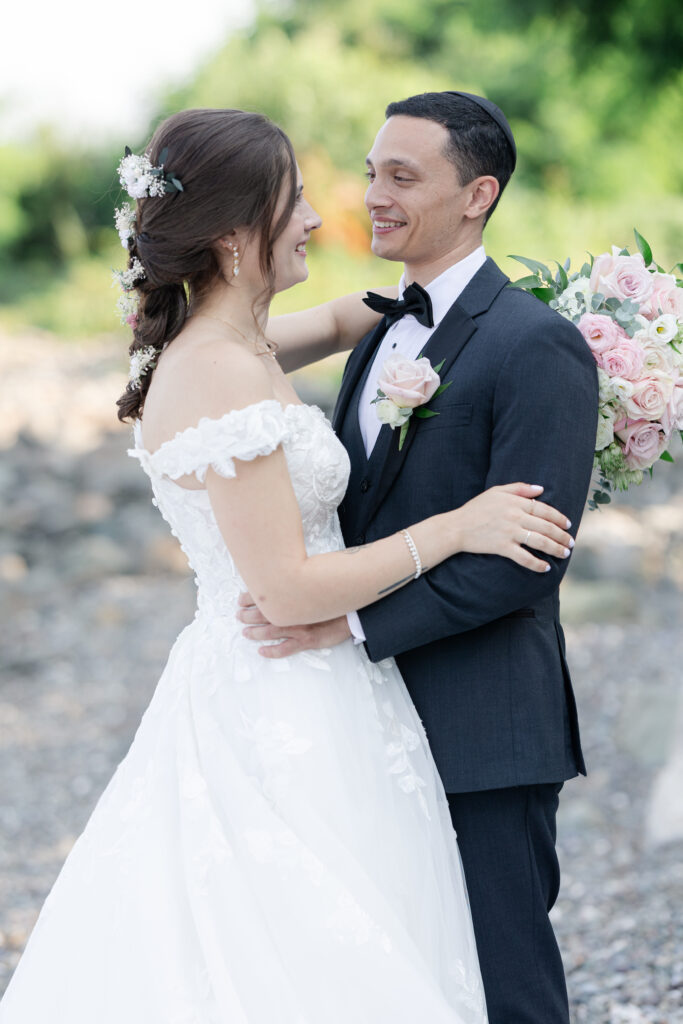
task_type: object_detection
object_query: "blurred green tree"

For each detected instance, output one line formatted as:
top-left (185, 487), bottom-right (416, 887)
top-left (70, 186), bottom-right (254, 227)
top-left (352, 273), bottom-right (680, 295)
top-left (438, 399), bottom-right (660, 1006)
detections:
top-left (0, 0), bottom-right (680, 336)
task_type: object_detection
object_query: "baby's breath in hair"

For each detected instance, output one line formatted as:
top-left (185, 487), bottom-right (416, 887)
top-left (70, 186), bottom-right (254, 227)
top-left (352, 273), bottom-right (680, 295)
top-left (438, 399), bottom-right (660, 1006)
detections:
top-left (113, 257), bottom-right (145, 291)
top-left (129, 346), bottom-right (157, 389)
top-left (114, 204), bottom-right (136, 248)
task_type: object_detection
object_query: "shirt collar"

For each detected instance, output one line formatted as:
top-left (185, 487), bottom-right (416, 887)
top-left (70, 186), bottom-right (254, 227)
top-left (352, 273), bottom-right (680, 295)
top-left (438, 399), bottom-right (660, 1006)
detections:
top-left (398, 246), bottom-right (486, 326)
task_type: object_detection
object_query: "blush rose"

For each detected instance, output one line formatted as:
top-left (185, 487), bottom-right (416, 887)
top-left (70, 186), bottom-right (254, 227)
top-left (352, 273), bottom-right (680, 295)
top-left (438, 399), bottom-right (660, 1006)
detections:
top-left (622, 371), bottom-right (675, 422)
top-left (377, 354), bottom-right (440, 408)
top-left (644, 273), bottom-right (683, 320)
top-left (615, 418), bottom-right (667, 471)
top-left (600, 337), bottom-right (645, 380)
top-left (590, 248), bottom-right (654, 306)
top-left (577, 312), bottom-right (627, 356)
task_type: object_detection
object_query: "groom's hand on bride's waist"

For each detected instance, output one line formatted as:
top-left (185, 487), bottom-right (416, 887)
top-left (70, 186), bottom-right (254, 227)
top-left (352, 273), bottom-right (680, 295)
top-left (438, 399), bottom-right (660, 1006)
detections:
top-left (237, 592), bottom-right (352, 658)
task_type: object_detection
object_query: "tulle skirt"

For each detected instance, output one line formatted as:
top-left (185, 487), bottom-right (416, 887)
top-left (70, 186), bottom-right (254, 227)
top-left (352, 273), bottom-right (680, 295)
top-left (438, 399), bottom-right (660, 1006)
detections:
top-left (0, 613), bottom-right (487, 1023)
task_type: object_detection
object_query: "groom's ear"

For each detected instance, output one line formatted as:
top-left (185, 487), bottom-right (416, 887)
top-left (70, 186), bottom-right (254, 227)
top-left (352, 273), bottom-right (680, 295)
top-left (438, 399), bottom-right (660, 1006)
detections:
top-left (463, 176), bottom-right (500, 221)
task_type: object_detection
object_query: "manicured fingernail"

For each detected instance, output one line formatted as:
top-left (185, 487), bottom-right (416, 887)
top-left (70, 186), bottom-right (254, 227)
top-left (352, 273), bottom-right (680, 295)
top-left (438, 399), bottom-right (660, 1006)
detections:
top-left (544, 564), bottom-right (551, 572)
top-left (569, 538), bottom-right (575, 548)
top-left (563, 547), bottom-right (571, 558)
top-left (566, 519), bottom-right (572, 529)
top-left (532, 484), bottom-right (543, 491)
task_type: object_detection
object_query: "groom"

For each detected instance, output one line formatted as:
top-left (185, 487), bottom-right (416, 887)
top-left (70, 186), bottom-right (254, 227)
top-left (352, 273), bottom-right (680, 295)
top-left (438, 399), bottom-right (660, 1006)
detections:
top-left (241, 91), bottom-right (598, 1021)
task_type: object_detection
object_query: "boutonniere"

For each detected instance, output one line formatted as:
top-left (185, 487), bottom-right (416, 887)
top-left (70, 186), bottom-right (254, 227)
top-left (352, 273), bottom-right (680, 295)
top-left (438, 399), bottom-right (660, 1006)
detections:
top-left (371, 353), bottom-right (453, 450)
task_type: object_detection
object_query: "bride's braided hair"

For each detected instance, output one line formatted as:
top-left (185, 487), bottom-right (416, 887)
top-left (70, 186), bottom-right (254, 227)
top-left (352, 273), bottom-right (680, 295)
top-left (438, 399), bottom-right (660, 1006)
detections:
top-left (115, 108), bottom-right (298, 422)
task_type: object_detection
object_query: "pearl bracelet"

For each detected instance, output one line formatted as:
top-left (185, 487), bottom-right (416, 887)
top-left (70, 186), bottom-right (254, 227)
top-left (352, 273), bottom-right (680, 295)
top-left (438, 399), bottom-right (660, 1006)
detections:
top-left (401, 529), bottom-right (423, 580)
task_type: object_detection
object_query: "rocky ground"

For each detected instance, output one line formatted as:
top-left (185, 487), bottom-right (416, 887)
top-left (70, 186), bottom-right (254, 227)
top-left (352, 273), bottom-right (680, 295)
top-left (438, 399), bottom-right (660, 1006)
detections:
top-left (1, 330), bottom-right (682, 1020)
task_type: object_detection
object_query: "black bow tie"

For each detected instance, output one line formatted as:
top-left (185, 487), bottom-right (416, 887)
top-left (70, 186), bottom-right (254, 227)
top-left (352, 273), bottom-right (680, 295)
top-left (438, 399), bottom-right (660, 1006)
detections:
top-left (363, 282), bottom-right (434, 329)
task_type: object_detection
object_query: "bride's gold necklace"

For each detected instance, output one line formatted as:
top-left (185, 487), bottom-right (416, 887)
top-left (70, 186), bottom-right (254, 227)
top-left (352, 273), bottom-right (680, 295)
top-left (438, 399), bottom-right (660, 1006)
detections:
top-left (193, 313), bottom-right (279, 359)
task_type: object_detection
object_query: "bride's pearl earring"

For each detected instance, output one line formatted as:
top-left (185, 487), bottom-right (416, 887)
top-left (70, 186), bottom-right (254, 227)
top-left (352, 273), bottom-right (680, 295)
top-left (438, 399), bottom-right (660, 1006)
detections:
top-left (228, 243), bottom-right (240, 278)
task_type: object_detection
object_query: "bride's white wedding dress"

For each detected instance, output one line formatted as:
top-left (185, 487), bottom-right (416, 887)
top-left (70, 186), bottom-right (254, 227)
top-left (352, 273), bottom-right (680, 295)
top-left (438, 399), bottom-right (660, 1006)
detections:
top-left (1, 399), bottom-right (487, 1023)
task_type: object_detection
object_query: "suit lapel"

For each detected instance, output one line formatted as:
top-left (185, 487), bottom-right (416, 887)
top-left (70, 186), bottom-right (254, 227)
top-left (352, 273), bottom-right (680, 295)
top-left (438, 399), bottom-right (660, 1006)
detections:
top-left (332, 319), bottom-right (389, 436)
top-left (358, 258), bottom-right (510, 531)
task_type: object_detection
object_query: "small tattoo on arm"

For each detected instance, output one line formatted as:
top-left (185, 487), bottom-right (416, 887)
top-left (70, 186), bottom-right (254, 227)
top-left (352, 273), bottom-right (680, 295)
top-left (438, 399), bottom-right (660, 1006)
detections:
top-left (345, 542), bottom-right (374, 555)
top-left (377, 573), bottom-right (414, 596)
top-left (377, 566), bottom-right (430, 597)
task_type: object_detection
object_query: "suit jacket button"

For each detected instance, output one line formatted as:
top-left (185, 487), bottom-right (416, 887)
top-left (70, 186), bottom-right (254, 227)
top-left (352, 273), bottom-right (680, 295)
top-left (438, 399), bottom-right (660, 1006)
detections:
top-left (360, 478), bottom-right (370, 493)
top-left (355, 534), bottom-right (365, 545)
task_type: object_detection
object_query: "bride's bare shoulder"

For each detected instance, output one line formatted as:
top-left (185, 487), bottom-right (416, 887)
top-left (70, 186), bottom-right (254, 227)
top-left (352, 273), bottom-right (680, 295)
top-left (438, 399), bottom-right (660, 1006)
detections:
top-left (141, 325), bottom-right (274, 453)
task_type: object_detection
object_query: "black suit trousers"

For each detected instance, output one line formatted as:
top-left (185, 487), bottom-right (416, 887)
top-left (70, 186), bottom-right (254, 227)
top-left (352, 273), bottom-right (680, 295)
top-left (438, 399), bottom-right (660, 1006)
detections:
top-left (447, 784), bottom-right (570, 1024)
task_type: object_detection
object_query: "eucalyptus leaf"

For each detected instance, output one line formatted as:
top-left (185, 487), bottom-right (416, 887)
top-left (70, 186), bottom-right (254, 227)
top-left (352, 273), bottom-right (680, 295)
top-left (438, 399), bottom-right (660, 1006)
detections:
top-left (171, 178), bottom-right (184, 192)
top-left (580, 262), bottom-right (592, 278)
top-left (619, 247), bottom-right (630, 257)
top-left (633, 228), bottom-right (653, 266)
top-left (604, 297), bottom-right (621, 311)
top-left (158, 147), bottom-right (169, 166)
top-left (563, 257), bottom-right (571, 272)
top-left (594, 490), bottom-right (611, 504)
top-left (124, 145), bottom-right (132, 157)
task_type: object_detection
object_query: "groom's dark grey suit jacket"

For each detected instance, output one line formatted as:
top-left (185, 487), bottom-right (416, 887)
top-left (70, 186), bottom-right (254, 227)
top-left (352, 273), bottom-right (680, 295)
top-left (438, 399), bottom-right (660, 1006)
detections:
top-left (333, 258), bottom-right (599, 794)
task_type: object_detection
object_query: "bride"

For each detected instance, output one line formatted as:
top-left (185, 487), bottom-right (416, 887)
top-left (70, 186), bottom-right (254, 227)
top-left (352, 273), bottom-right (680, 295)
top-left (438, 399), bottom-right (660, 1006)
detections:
top-left (0, 109), bottom-right (574, 1023)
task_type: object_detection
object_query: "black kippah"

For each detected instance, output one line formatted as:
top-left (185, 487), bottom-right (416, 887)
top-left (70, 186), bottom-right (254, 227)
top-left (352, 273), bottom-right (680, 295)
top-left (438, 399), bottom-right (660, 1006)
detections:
top-left (445, 91), bottom-right (517, 169)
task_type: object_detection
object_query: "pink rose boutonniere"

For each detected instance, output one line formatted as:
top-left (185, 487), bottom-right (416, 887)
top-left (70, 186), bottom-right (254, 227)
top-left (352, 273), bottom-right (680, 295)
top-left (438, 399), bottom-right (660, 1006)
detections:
top-left (371, 352), bottom-right (452, 450)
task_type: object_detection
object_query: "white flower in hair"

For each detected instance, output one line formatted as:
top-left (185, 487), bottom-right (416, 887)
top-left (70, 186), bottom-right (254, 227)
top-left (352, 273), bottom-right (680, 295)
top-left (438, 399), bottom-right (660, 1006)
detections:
top-left (116, 290), bottom-right (140, 328)
top-left (129, 346), bottom-right (157, 389)
top-left (117, 146), bottom-right (184, 201)
top-left (118, 153), bottom-right (156, 199)
top-left (113, 257), bottom-right (145, 291)
top-left (114, 204), bottom-right (136, 248)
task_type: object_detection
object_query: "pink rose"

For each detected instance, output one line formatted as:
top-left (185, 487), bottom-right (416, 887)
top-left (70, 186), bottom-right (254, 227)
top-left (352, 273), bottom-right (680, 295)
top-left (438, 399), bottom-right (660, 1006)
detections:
top-left (377, 353), bottom-right (440, 409)
top-left (600, 336), bottom-right (645, 380)
top-left (644, 272), bottom-right (683, 320)
top-left (590, 249), bottom-right (654, 306)
top-left (577, 312), bottom-right (627, 356)
top-left (622, 371), bottom-right (675, 422)
top-left (615, 418), bottom-right (667, 470)
top-left (662, 378), bottom-right (683, 434)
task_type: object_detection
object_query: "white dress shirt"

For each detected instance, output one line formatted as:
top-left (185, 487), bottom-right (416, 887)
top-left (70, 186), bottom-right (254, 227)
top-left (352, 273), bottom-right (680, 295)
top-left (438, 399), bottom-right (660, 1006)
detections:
top-left (347, 246), bottom-right (487, 642)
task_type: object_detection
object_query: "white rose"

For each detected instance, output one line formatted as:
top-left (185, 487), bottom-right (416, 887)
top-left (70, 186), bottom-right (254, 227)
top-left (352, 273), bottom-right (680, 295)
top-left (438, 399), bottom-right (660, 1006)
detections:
top-left (375, 399), bottom-right (412, 429)
top-left (642, 339), bottom-right (676, 373)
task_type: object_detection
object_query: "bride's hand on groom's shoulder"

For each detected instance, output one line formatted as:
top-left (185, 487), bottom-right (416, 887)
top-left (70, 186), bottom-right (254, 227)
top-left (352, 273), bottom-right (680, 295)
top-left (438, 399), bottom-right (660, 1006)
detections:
top-left (237, 592), bottom-right (352, 658)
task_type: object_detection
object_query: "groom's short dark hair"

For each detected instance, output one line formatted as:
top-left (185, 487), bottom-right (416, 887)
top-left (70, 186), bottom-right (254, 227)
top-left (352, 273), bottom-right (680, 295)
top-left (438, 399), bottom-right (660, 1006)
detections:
top-left (385, 92), bottom-right (515, 222)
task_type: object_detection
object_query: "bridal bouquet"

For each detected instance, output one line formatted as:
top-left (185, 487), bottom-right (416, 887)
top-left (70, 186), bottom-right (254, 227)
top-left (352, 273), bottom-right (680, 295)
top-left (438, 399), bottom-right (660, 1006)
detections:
top-left (511, 231), bottom-right (683, 507)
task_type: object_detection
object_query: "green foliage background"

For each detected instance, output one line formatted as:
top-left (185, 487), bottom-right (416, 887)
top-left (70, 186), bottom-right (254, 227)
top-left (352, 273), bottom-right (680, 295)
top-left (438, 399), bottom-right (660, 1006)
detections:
top-left (1, 0), bottom-right (681, 337)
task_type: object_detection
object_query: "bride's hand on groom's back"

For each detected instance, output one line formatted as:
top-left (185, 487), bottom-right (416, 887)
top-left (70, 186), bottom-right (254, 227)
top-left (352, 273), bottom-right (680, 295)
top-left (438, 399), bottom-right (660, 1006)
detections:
top-left (454, 483), bottom-right (574, 573)
top-left (237, 591), bottom-right (352, 658)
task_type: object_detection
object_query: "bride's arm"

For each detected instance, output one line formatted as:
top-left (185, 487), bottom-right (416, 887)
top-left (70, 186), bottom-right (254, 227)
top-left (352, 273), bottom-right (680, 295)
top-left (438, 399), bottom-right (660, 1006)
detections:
top-left (202, 367), bottom-right (572, 629)
top-left (266, 287), bottom-right (397, 374)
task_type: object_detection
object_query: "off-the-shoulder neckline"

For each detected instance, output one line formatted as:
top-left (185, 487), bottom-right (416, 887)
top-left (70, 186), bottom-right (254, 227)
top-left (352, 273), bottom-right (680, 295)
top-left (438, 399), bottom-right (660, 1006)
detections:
top-left (134, 398), bottom-right (321, 459)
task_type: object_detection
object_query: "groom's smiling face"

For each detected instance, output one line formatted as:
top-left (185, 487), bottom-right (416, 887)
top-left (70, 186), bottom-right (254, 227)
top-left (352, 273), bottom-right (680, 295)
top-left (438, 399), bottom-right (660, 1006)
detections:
top-left (365, 115), bottom-right (491, 279)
